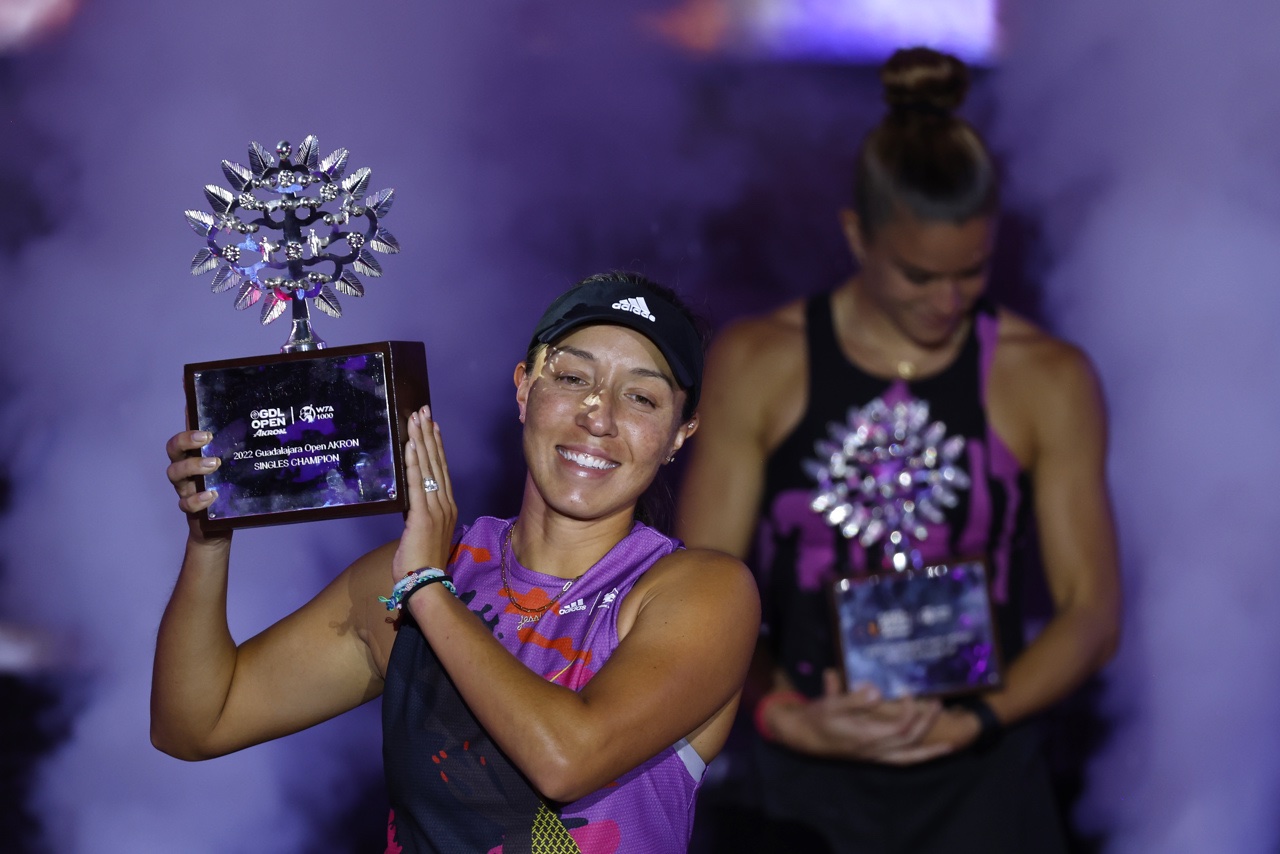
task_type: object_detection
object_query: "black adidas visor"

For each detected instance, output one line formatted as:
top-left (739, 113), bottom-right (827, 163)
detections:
top-left (529, 280), bottom-right (703, 413)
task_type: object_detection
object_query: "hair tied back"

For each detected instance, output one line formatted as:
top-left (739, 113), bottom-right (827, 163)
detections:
top-left (881, 47), bottom-right (970, 118)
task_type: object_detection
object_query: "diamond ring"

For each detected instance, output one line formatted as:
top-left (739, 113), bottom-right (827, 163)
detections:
top-left (422, 477), bottom-right (439, 493)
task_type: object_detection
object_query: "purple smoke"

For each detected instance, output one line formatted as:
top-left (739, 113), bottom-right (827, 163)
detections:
top-left (3, 0), bottom-right (1277, 851)
top-left (993, 2), bottom-right (1280, 851)
top-left (0, 1), bottom-right (854, 848)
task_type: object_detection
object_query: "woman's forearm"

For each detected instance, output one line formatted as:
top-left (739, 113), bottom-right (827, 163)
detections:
top-left (984, 598), bottom-right (1119, 726)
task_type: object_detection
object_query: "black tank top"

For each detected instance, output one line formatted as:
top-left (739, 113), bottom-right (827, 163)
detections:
top-left (757, 293), bottom-right (1032, 697)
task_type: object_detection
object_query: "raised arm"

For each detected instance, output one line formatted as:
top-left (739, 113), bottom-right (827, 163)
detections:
top-left (150, 430), bottom-right (393, 760)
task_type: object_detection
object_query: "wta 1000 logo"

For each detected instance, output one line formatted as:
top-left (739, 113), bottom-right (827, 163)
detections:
top-left (298, 404), bottom-right (336, 423)
top-left (249, 403), bottom-right (336, 436)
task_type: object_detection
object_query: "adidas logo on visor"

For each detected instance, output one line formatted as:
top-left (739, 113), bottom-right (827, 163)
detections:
top-left (611, 296), bottom-right (657, 322)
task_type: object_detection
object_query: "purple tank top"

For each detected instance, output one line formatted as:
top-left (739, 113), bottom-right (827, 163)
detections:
top-left (382, 516), bottom-right (706, 854)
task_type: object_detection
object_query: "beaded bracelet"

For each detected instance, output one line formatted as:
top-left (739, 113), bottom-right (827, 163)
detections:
top-left (379, 567), bottom-right (457, 611)
top-left (753, 690), bottom-right (807, 742)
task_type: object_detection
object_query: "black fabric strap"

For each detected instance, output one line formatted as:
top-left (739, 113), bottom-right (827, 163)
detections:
top-left (956, 696), bottom-right (1004, 751)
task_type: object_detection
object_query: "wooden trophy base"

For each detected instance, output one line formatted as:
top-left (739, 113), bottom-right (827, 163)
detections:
top-left (184, 340), bottom-right (429, 530)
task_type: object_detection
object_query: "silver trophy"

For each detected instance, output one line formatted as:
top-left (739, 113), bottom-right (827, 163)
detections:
top-left (808, 397), bottom-right (1002, 698)
top-left (182, 136), bottom-right (429, 531)
top-left (184, 136), bottom-right (399, 351)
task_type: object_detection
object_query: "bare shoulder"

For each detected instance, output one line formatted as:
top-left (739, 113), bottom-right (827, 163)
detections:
top-left (993, 309), bottom-right (1103, 402)
top-left (700, 297), bottom-right (811, 449)
top-left (650, 546), bottom-right (758, 592)
top-left (629, 547), bottom-right (757, 614)
top-left (622, 547), bottom-right (760, 629)
top-left (707, 298), bottom-right (807, 379)
top-left (989, 309), bottom-right (1107, 466)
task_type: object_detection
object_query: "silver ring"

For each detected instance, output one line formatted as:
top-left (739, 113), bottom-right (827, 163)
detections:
top-left (422, 477), bottom-right (439, 493)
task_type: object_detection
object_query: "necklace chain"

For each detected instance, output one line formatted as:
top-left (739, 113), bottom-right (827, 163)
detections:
top-left (839, 286), bottom-right (970, 382)
top-left (499, 522), bottom-right (581, 626)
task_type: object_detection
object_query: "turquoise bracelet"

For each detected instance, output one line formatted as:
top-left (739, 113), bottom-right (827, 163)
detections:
top-left (379, 567), bottom-right (457, 611)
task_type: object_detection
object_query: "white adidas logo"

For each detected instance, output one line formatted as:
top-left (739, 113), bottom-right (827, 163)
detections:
top-left (558, 598), bottom-right (587, 616)
top-left (611, 296), bottom-right (657, 322)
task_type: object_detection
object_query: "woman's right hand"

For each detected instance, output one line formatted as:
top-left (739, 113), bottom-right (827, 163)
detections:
top-left (164, 430), bottom-right (229, 543)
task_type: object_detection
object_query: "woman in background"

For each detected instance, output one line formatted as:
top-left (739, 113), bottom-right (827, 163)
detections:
top-left (676, 48), bottom-right (1120, 853)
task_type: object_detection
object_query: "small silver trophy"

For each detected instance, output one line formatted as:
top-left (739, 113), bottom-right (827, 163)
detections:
top-left (182, 136), bottom-right (429, 531)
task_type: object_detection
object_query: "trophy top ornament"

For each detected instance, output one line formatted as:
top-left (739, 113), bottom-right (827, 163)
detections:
top-left (805, 396), bottom-right (972, 571)
top-left (184, 136), bottom-right (399, 353)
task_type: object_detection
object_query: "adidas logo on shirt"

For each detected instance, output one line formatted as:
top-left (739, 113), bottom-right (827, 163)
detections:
top-left (558, 598), bottom-right (587, 616)
top-left (611, 296), bottom-right (657, 322)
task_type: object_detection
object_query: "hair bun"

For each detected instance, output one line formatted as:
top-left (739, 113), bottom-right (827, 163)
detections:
top-left (881, 47), bottom-right (969, 116)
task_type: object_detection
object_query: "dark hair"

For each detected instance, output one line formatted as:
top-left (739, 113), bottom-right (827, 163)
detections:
top-left (852, 47), bottom-right (998, 239)
top-left (524, 271), bottom-right (710, 422)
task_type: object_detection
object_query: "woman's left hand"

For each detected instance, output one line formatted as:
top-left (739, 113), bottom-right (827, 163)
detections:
top-left (392, 405), bottom-right (458, 585)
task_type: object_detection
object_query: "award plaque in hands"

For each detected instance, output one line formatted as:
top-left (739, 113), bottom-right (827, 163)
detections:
top-left (830, 560), bottom-right (1002, 700)
top-left (807, 398), bottom-right (1003, 699)
top-left (182, 137), bottom-right (429, 530)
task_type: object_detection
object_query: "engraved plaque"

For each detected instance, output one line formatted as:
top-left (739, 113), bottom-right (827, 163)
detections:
top-left (185, 341), bottom-right (428, 530)
top-left (832, 560), bottom-right (1002, 699)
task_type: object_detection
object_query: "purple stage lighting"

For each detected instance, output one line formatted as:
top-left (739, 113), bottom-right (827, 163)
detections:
top-left (0, 0), bottom-right (79, 52)
top-left (650, 0), bottom-right (1000, 64)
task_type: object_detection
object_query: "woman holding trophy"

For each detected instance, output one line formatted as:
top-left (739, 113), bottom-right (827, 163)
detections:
top-left (152, 272), bottom-right (760, 853)
top-left (676, 47), bottom-right (1121, 852)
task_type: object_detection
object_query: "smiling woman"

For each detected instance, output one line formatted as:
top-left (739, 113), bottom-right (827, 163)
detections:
top-left (516, 327), bottom-right (693, 526)
top-left (151, 271), bottom-right (759, 853)
top-left (515, 274), bottom-right (707, 529)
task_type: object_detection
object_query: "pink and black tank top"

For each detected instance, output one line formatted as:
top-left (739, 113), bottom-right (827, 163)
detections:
top-left (382, 516), bottom-right (706, 854)
top-left (757, 294), bottom-right (1032, 698)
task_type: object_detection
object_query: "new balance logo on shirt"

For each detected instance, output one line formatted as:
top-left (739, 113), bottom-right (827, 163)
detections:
top-left (558, 598), bottom-right (587, 616)
top-left (611, 297), bottom-right (657, 322)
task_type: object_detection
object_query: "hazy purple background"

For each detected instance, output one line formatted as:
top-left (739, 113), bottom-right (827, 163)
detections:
top-left (1, 1), bottom-right (1277, 851)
